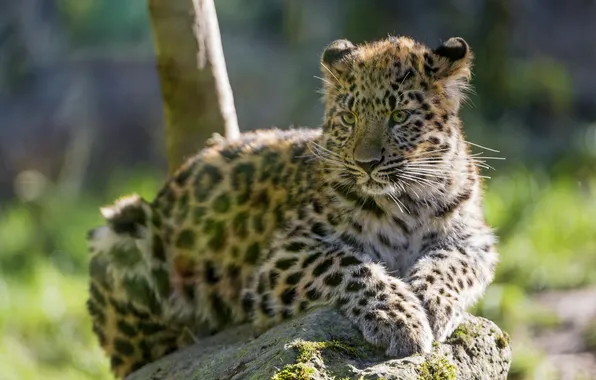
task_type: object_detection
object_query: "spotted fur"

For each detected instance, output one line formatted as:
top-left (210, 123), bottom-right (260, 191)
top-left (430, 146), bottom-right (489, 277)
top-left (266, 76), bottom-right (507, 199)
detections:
top-left (87, 36), bottom-right (498, 378)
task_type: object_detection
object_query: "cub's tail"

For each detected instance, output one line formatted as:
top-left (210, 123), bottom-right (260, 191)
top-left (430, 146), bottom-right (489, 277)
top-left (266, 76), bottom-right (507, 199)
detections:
top-left (86, 195), bottom-right (181, 378)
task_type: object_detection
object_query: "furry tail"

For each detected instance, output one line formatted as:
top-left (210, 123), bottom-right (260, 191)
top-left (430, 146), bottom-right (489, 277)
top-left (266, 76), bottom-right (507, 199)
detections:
top-left (86, 195), bottom-right (183, 378)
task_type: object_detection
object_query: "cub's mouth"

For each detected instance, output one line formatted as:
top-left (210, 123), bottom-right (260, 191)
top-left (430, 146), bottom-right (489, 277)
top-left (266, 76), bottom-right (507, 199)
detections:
top-left (357, 176), bottom-right (394, 196)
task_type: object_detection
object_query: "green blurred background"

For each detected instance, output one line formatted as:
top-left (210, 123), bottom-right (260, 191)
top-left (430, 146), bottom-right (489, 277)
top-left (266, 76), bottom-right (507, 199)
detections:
top-left (1, 1), bottom-right (595, 379)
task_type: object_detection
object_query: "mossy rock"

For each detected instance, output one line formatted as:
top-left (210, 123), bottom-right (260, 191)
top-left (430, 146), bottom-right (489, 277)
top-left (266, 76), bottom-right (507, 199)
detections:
top-left (127, 308), bottom-right (511, 380)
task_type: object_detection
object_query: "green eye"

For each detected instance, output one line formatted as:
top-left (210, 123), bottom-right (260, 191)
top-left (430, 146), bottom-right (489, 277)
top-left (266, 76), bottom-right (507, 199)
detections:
top-left (340, 112), bottom-right (356, 125)
top-left (390, 110), bottom-right (409, 124)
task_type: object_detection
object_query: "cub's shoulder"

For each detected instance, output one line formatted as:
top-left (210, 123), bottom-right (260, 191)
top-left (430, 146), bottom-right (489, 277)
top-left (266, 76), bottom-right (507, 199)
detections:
top-left (179, 127), bottom-right (321, 169)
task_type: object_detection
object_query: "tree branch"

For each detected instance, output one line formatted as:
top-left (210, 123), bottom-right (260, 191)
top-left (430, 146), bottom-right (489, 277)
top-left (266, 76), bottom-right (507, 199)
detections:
top-left (148, 0), bottom-right (239, 173)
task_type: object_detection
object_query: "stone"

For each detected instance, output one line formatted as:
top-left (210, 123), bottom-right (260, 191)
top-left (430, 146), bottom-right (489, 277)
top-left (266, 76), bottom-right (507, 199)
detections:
top-left (127, 308), bottom-right (511, 380)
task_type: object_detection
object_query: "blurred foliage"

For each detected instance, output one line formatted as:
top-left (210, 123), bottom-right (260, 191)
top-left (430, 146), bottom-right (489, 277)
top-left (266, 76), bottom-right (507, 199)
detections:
top-left (57, 0), bottom-right (151, 47)
top-left (506, 58), bottom-right (574, 115)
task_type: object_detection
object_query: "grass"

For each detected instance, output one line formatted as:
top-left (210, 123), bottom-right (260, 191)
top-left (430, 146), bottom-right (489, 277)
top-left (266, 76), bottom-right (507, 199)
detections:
top-left (0, 261), bottom-right (112, 380)
top-left (0, 169), bottom-right (162, 380)
top-left (486, 171), bottom-right (596, 290)
top-left (0, 166), bottom-right (594, 379)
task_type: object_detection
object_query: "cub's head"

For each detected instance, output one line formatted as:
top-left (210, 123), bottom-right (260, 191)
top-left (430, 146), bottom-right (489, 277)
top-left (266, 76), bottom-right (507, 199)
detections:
top-left (317, 36), bottom-right (473, 197)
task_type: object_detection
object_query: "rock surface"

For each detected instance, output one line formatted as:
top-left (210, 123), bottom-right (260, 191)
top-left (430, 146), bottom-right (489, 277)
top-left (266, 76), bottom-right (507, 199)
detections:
top-left (127, 308), bottom-right (511, 380)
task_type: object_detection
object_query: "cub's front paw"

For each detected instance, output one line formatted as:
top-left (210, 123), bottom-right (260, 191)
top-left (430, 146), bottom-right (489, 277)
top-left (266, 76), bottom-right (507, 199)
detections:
top-left (424, 299), bottom-right (464, 342)
top-left (358, 305), bottom-right (433, 357)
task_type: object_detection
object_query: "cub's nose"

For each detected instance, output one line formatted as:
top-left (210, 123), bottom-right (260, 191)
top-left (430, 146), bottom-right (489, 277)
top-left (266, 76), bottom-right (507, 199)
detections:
top-left (354, 135), bottom-right (384, 174)
top-left (355, 157), bottom-right (382, 174)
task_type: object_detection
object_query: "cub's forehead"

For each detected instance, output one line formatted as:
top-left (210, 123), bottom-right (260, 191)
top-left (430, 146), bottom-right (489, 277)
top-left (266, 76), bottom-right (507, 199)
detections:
top-left (353, 37), bottom-right (429, 72)
top-left (342, 37), bottom-right (431, 93)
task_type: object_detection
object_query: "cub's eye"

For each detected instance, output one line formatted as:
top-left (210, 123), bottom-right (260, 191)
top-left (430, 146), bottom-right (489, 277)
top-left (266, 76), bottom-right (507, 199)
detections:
top-left (390, 110), bottom-right (409, 125)
top-left (339, 112), bottom-right (356, 125)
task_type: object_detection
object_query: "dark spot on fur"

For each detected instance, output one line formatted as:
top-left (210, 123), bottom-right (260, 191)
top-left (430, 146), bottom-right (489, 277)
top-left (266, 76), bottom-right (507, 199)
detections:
top-left (232, 211), bottom-right (249, 238)
top-left (275, 257), bottom-right (298, 270)
top-left (114, 338), bottom-right (135, 356)
top-left (110, 355), bottom-right (125, 370)
top-left (306, 288), bottom-right (321, 301)
top-left (201, 260), bottom-right (219, 284)
top-left (213, 194), bottom-right (231, 213)
top-left (242, 293), bottom-right (255, 313)
top-left (302, 252), bottom-right (322, 268)
top-left (340, 256), bottom-right (361, 267)
top-left (260, 294), bottom-right (275, 317)
top-left (324, 272), bottom-right (343, 286)
top-left (194, 165), bottom-right (223, 200)
top-left (206, 221), bottom-right (227, 252)
top-left (281, 308), bottom-right (293, 319)
top-left (286, 272), bottom-right (302, 285)
top-left (352, 267), bottom-right (372, 278)
top-left (232, 163), bottom-right (256, 204)
top-left (211, 292), bottom-right (233, 324)
top-left (175, 229), bottom-right (195, 249)
top-left (311, 223), bottom-right (328, 237)
top-left (245, 242), bottom-right (260, 264)
top-left (250, 212), bottom-right (265, 235)
top-left (152, 235), bottom-right (166, 261)
top-left (313, 258), bottom-right (334, 277)
top-left (346, 281), bottom-right (365, 292)
top-left (392, 217), bottom-right (410, 234)
top-left (335, 297), bottom-right (350, 308)
top-left (285, 242), bottom-right (307, 252)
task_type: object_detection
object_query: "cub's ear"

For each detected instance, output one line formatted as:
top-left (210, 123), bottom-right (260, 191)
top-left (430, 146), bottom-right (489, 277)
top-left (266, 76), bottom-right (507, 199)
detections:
top-left (321, 39), bottom-right (356, 79)
top-left (432, 37), bottom-right (472, 82)
top-left (431, 37), bottom-right (473, 109)
top-left (433, 37), bottom-right (469, 61)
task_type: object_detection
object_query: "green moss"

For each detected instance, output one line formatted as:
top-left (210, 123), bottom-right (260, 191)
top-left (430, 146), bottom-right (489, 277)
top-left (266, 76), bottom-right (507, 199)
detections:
top-left (271, 363), bottom-right (315, 380)
top-left (495, 332), bottom-right (511, 349)
top-left (418, 356), bottom-right (457, 380)
top-left (270, 339), bottom-right (360, 380)
top-left (446, 324), bottom-right (477, 347)
top-left (293, 339), bottom-right (360, 362)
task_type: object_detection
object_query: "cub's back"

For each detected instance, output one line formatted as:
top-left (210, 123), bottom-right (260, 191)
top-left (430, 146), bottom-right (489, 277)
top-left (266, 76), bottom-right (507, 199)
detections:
top-left (151, 128), bottom-right (322, 328)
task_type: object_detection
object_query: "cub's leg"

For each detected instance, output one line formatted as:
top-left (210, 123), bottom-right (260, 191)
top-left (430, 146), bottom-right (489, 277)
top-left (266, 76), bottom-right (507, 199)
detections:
top-left (406, 231), bottom-right (498, 341)
top-left (244, 234), bottom-right (434, 357)
top-left (87, 196), bottom-right (184, 378)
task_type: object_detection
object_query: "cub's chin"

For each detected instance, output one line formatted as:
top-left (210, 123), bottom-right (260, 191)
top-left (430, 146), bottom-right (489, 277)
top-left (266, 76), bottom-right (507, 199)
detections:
top-left (358, 177), bottom-right (395, 197)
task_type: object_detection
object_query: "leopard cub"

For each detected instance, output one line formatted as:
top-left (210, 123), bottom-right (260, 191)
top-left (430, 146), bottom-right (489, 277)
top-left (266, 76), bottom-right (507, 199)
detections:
top-left (87, 35), bottom-right (498, 378)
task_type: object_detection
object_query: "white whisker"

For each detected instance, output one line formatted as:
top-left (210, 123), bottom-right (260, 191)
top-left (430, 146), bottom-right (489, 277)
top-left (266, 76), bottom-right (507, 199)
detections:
top-left (466, 141), bottom-right (500, 153)
top-left (321, 64), bottom-right (341, 86)
top-left (313, 75), bottom-right (334, 87)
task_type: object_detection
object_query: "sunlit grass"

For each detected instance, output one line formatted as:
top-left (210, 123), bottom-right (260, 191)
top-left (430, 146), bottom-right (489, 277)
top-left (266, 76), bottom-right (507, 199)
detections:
top-left (0, 262), bottom-right (112, 380)
top-left (0, 170), bottom-right (162, 380)
top-left (478, 169), bottom-right (596, 380)
top-left (486, 170), bottom-right (596, 290)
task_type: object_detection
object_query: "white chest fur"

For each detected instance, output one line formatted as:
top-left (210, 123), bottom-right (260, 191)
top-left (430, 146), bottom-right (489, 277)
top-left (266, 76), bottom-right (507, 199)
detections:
top-left (344, 208), bottom-right (435, 278)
